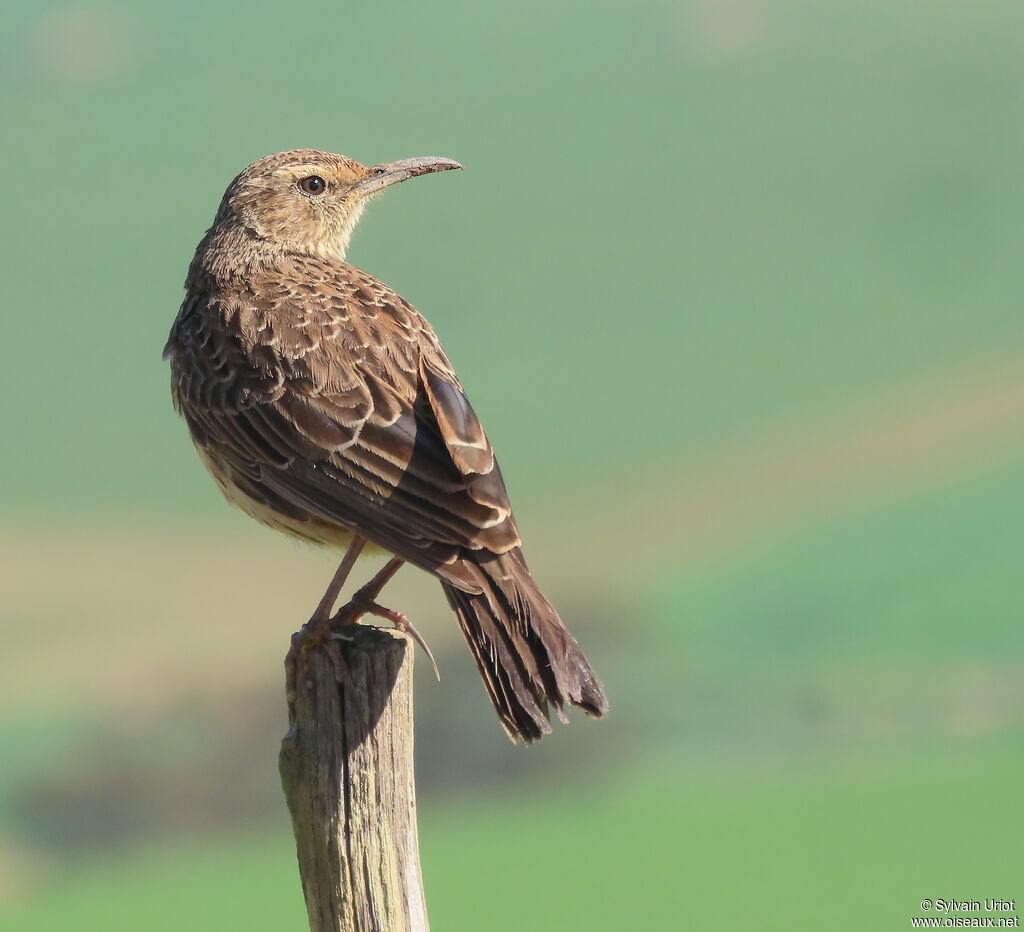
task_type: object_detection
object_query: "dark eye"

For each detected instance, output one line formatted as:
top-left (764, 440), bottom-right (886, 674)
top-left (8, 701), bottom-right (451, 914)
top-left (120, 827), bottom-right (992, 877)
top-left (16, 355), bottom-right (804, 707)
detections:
top-left (298, 175), bottom-right (327, 195)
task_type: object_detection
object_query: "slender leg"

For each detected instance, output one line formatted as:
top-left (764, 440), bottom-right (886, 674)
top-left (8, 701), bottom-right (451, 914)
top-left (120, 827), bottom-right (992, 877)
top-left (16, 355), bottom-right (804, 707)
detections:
top-left (286, 536), bottom-right (366, 693)
top-left (340, 556), bottom-right (404, 618)
top-left (312, 536), bottom-right (367, 622)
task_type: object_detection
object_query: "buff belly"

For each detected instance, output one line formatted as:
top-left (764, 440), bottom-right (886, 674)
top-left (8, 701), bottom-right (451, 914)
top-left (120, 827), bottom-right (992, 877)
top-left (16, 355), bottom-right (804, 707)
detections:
top-left (195, 442), bottom-right (386, 554)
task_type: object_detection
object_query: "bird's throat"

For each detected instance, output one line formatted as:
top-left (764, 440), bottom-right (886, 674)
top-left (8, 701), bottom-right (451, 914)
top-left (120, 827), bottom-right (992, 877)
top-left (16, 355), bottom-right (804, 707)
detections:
top-left (329, 197), bottom-right (371, 263)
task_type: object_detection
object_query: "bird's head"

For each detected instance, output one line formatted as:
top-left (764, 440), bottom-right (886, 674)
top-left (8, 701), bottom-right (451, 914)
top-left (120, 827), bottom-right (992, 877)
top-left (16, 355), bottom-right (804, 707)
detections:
top-left (214, 148), bottom-right (462, 261)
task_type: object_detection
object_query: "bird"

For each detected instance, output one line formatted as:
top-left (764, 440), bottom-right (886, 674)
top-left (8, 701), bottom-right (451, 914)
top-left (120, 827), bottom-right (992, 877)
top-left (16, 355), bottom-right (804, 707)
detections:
top-left (163, 149), bottom-right (608, 742)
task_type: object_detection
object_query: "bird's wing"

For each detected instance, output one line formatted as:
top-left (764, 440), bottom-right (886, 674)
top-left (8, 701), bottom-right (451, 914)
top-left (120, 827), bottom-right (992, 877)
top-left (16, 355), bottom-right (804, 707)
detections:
top-left (168, 259), bottom-right (521, 589)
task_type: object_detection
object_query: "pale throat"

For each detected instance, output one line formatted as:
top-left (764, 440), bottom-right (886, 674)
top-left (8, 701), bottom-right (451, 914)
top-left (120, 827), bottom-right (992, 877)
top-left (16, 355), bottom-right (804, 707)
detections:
top-left (325, 197), bottom-right (370, 262)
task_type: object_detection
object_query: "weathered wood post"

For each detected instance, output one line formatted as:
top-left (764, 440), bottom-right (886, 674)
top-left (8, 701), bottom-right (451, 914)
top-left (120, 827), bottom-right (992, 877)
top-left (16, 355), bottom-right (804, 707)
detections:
top-left (279, 626), bottom-right (428, 932)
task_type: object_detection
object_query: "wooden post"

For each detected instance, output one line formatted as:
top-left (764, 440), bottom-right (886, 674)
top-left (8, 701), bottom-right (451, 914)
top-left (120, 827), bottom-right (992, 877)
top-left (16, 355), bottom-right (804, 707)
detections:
top-left (279, 626), bottom-right (429, 932)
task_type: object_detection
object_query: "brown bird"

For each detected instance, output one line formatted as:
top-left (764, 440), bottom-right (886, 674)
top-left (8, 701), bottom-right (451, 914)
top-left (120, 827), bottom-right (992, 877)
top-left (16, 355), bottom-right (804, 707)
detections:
top-left (164, 149), bottom-right (608, 742)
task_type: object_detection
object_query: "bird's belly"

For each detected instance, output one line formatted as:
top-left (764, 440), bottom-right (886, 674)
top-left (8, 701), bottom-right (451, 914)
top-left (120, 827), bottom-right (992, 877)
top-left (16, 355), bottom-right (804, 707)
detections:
top-left (195, 442), bottom-right (379, 552)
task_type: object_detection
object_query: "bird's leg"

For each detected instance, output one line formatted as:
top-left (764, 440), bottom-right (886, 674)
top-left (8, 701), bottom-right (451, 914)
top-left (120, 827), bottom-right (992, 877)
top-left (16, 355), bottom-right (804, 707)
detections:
top-left (341, 556), bottom-right (405, 617)
top-left (286, 536), bottom-right (366, 691)
top-left (313, 536), bottom-right (367, 624)
top-left (334, 557), bottom-right (441, 680)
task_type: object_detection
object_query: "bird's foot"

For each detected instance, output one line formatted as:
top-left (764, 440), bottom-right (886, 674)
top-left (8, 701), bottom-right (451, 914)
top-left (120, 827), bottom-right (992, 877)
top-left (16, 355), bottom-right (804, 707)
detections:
top-left (285, 611), bottom-right (354, 699)
top-left (365, 602), bottom-right (441, 681)
top-left (327, 595), bottom-right (440, 681)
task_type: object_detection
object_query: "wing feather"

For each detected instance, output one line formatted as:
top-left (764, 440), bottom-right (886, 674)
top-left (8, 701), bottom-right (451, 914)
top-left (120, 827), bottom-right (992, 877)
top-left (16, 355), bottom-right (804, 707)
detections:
top-left (166, 259), bottom-right (521, 587)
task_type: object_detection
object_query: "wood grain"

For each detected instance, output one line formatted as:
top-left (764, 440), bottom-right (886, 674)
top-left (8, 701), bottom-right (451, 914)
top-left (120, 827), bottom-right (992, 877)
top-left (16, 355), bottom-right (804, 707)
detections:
top-left (280, 626), bottom-right (428, 932)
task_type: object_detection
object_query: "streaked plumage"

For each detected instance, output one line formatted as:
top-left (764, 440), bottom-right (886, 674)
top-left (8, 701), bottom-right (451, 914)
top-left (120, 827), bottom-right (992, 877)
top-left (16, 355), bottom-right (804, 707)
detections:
top-left (164, 149), bottom-right (607, 741)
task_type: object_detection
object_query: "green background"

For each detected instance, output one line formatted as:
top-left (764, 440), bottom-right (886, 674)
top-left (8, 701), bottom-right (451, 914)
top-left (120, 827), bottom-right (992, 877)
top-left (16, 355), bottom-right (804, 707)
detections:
top-left (2, 0), bottom-right (1023, 928)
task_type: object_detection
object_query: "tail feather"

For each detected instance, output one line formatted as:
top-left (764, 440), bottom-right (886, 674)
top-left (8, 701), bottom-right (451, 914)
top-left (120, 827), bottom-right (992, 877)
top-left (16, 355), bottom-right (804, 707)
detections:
top-left (441, 547), bottom-right (608, 742)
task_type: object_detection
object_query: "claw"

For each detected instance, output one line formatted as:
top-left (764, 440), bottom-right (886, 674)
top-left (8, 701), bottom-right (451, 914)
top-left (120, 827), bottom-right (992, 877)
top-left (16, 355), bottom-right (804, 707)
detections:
top-left (366, 602), bottom-right (441, 681)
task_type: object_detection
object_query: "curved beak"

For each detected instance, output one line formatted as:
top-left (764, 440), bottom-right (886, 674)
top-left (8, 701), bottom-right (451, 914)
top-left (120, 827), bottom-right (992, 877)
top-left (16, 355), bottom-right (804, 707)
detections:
top-left (349, 156), bottom-right (464, 198)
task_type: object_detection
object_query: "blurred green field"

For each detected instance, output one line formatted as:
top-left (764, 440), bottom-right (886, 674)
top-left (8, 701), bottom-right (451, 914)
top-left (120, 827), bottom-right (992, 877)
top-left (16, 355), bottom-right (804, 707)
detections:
top-left (3, 0), bottom-right (1024, 928)
top-left (5, 752), bottom-right (1024, 931)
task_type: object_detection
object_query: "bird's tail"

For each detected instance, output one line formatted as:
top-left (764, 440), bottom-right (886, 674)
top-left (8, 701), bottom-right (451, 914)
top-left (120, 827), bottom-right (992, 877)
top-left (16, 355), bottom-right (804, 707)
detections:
top-left (440, 547), bottom-right (608, 742)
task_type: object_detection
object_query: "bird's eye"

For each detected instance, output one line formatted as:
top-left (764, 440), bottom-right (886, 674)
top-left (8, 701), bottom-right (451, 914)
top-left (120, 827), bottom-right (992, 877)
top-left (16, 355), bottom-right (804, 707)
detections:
top-left (298, 175), bottom-right (327, 196)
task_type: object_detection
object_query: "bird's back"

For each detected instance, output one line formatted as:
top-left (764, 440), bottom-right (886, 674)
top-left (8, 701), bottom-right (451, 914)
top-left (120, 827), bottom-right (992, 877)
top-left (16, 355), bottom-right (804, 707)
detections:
top-left (166, 255), bottom-right (520, 577)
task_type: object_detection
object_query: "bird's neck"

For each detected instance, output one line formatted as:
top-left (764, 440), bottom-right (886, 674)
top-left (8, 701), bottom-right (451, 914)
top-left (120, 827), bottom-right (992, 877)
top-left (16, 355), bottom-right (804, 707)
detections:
top-left (187, 215), bottom-right (362, 289)
top-left (186, 224), bottom-right (268, 284)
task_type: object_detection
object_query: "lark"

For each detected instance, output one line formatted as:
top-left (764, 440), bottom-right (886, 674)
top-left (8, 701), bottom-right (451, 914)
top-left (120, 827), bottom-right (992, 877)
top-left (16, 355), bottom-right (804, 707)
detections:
top-left (164, 150), bottom-right (607, 741)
